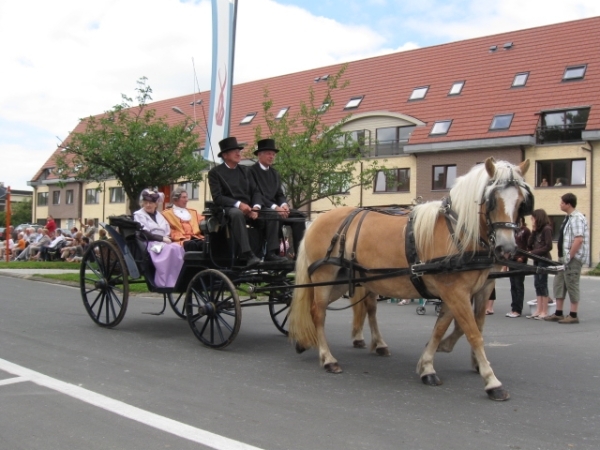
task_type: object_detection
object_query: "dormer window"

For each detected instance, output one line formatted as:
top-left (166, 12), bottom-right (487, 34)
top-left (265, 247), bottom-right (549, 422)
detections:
top-left (409, 86), bottom-right (429, 101)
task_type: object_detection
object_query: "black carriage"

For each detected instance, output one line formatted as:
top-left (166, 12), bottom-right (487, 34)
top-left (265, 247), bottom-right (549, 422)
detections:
top-left (79, 203), bottom-right (296, 348)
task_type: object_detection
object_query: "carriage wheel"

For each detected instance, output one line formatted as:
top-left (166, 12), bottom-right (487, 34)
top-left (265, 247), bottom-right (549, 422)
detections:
top-left (167, 291), bottom-right (186, 319)
top-left (416, 305), bottom-right (426, 315)
top-left (80, 240), bottom-right (129, 327)
top-left (268, 279), bottom-right (293, 336)
top-left (185, 269), bottom-right (241, 349)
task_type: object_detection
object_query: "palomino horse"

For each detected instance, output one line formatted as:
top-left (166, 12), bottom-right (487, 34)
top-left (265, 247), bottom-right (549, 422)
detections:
top-left (289, 158), bottom-right (531, 400)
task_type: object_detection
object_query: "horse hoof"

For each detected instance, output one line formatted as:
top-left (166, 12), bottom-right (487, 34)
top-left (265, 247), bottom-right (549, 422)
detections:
top-left (324, 362), bottom-right (343, 373)
top-left (295, 343), bottom-right (306, 354)
top-left (421, 374), bottom-right (443, 386)
top-left (353, 339), bottom-right (366, 349)
top-left (486, 387), bottom-right (510, 401)
top-left (375, 347), bottom-right (391, 356)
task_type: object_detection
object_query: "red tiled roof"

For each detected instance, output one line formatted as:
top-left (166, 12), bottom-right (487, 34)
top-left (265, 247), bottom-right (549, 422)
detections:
top-left (32, 16), bottom-right (600, 182)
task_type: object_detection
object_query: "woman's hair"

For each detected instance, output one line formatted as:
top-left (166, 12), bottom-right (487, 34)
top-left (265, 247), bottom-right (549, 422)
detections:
top-left (171, 186), bottom-right (187, 201)
top-left (531, 209), bottom-right (551, 229)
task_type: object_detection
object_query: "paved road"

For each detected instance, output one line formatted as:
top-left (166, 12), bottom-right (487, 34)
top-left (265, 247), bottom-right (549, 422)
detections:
top-left (1, 274), bottom-right (599, 450)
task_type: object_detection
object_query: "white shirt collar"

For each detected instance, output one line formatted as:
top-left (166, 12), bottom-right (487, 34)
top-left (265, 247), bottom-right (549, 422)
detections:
top-left (172, 205), bottom-right (191, 221)
top-left (259, 162), bottom-right (270, 171)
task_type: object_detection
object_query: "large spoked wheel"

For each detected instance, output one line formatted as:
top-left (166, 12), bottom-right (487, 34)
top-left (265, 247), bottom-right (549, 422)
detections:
top-left (268, 280), bottom-right (293, 336)
top-left (185, 269), bottom-right (241, 349)
top-left (167, 291), bottom-right (186, 319)
top-left (80, 240), bottom-right (129, 327)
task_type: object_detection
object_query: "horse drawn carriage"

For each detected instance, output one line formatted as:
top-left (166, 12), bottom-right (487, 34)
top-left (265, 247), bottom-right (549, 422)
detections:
top-left (79, 202), bottom-right (296, 348)
top-left (79, 158), bottom-right (563, 400)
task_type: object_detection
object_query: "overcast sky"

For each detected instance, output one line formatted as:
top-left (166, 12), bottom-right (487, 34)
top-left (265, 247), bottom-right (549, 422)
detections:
top-left (1, 0), bottom-right (599, 191)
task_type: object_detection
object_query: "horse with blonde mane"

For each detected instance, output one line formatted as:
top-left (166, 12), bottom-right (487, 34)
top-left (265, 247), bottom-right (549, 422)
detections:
top-left (289, 158), bottom-right (532, 401)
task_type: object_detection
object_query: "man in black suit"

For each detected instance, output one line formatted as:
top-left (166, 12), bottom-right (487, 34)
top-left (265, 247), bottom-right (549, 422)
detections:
top-left (249, 138), bottom-right (306, 257)
top-left (208, 137), bottom-right (286, 266)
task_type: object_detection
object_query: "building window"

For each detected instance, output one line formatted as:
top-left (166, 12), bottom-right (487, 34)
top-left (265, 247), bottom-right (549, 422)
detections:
top-left (337, 129), bottom-right (370, 157)
top-left (317, 102), bottom-right (330, 114)
top-left (430, 120), bottom-right (452, 136)
top-left (85, 189), bottom-right (100, 204)
top-left (563, 65), bottom-right (586, 81)
top-left (320, 172), bottom-right (351, 195)
top-left (490, 114), bottom-right (514, 131)
top-left (375, 126), bottom-right (415, 156)
top-left (344, 96), bottom-right (364, 110)
top-left (109, 187), bottom-right (125, 203)
top-left (432, 165), bottom-right (457, 190)
top-left (448, 81), bottom-right (465, 95)
top-left (37, 192), bottom-right (48, 206)
top-left (66, 190), bottom-right (74, 205)
top-left (512, 72), bottom-right (529, 87)
top-left (240, 112), bottom-right (257, 124)
top-left (536, 159), bottom-right (586, 187)
top-left (409, 86), bottom-right (429, 101)
top-left (275, 107), bottom-right (289, 119)
top-left (52, 191), bottom-right (61, 205)
top-left (190, 183), bottom-right (199, 200)
top-left (536, 108), bottom-right (589, 144)
top-left (374, 169), bottom-right (410, 192)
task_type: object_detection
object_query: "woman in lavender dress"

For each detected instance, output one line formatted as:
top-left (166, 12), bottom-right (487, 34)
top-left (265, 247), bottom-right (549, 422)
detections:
top-left (133, 189), bottom-right (185, 288)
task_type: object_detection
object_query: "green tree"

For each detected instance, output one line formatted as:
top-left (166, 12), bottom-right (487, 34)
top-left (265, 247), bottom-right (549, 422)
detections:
top-left (253, 66), bottom-right (385, 209)
top-left (55, 77), bottom-right (208, 213)
top-left (0, 199), bottom-right (33, 227)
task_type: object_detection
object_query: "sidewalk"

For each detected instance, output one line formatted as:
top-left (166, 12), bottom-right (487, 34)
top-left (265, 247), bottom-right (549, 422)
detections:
top-left (0, 268), bottom-right (80, 278)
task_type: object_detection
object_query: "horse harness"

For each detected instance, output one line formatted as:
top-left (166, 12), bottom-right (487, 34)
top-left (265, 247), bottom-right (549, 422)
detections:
top-left (306, 207), bottom-right (495, 300)
top-left (305, 175), bottom-right (539, 300)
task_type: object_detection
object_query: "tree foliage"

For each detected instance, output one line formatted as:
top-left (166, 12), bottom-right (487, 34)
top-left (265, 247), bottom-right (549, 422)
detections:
top-left (55, 77), bottom-right (208, 213)
top-left (0, 199), bottom-right (33, 227)
top-left (253, 66), bottom-right (384, 210)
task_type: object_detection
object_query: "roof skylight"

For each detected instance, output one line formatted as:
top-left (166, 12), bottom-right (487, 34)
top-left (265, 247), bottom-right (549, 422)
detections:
top-left (563, 65), bottom-right (587, 81)
top-left (430, 120), bottom-right (452, 135)
top-left (409, 86), bottom-right (429, 101)
top-left (489, 114), bottom-right (514, 131)
top-left (344, 96), bottom-right (364, 109)
top-left (449, 81), bottom-right (465, 95)
top-left (240, 112), bottom-right (257, 124)
top-left (275, 107), bottom-right (289, 120)
top-left (512, 72), bottom-right (529, 87)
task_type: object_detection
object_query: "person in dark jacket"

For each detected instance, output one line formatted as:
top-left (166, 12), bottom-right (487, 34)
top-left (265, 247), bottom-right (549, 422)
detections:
top-left (526, 209), bottom-right (553, 319)
top-left (249, 138), bottom-right (306, 258)
top-left (506, 217), bottom-right (531, 317)
top-left (208, 137), bottom-right (286, 266)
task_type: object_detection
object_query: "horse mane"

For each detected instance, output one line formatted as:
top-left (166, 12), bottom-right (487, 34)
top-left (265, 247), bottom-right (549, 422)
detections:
top-left (413, 160), bottom-right (528, 259)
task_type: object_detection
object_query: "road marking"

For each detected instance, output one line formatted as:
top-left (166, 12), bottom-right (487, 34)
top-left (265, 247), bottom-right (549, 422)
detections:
top-left (0, 358), bottom-right (264, 450)
top-left (0, 376), bottom-right (29, 386)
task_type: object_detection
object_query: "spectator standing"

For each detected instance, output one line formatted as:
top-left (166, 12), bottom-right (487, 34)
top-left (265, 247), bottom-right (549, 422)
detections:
top-left (526, 209), bottom-right (553, 319)
top-left (45, 216), bottom-right (56, 237)
top-left (79, 218), bottom-right (97, 241)
top-left (506, 217), bottom-right (531, 317)
top-left (545, 193), bottom-right (589, 324)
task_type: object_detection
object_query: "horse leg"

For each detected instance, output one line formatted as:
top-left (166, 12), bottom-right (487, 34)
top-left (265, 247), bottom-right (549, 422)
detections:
top-left (362, 292), bottom-right (390, 356)
top-left (313, 285), bottom-right (346, 373)
top-left (446, 296), bottom-right (508, 401)
top-left (351, 291), bottom-right (367, 349)
top-left (416, 303), bottom-right (455, 386)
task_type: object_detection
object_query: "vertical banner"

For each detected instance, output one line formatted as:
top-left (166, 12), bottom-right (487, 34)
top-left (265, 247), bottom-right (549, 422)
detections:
top-left (205, 0), bottom-right (238, 162)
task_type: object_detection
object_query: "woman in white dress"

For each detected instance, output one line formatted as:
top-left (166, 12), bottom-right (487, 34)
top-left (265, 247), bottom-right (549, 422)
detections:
top-left (133, 189), bottom-right (185, 288)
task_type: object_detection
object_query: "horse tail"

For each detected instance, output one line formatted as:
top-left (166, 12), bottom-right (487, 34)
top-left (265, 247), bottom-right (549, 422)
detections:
top-left (289, 238), bottom-right (318, 349)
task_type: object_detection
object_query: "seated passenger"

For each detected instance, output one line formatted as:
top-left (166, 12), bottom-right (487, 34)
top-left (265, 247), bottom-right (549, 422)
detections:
top-left (208, 136), bottom-right (286, 266)
top-left (249, 138), bottom-right (306, 258)
top-left (133, 189), bottom-right (185, 288)
top-left (162, 186), bottom-right (205, 252)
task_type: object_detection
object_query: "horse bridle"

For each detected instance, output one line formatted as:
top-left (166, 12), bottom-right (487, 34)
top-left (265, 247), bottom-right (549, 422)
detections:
top-left (481, 172), bottom-right (534, 249)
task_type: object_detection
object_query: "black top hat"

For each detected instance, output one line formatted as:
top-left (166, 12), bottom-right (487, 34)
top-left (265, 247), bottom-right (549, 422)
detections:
top-left (253, 138), bottom-right (279, 156)
top-left (218, 136), bottom-right (244, 158)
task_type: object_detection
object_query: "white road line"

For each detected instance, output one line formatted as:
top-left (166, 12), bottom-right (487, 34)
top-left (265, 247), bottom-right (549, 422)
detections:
top-left (0, 376), bottom-right (30, 386)
top-left (0, 358), bottom-right (264, 450)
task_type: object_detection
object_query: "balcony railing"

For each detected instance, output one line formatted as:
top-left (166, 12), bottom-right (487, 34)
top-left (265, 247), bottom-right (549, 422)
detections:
top-left (536, 124), bottom-right (586, 144)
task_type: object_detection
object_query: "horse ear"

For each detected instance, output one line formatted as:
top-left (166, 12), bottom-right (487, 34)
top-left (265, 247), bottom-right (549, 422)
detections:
top-left (518, 159), bottom-right (530, 176)
top-left (484, 157), bottom-right (496, 178)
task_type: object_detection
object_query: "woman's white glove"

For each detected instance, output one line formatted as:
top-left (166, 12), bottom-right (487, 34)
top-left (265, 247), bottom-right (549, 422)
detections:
top-left (162, 236), bottom-right (172, 244)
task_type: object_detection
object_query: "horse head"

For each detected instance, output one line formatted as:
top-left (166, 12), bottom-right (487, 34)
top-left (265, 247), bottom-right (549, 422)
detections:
top-left (482, 157), bottom-right (533, 258)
